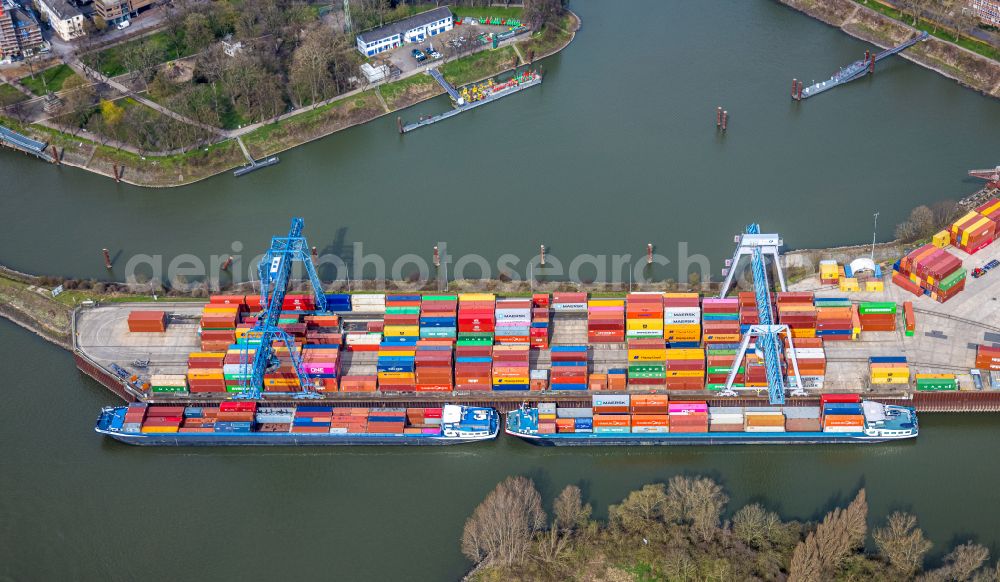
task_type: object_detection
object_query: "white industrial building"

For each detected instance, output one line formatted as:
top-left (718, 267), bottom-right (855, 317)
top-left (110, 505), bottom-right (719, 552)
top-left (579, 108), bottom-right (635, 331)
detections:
top-left (355, 6), bottom-right (452, 57)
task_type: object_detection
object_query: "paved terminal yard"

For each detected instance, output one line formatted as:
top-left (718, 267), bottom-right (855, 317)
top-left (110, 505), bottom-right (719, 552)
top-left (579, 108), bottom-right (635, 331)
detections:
top-left (73, 242), bottom-right (1000, 400)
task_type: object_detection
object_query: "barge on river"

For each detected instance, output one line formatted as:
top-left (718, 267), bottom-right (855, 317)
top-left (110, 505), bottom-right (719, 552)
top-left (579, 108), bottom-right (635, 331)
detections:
top-left (96, 403), bottom-right (498, 446)
top-left (505, 395), bottom-right (918, 446)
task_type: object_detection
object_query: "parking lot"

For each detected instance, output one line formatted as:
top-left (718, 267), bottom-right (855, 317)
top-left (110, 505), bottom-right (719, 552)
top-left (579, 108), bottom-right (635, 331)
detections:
top-left (379, 23), bottom-right (511, 74)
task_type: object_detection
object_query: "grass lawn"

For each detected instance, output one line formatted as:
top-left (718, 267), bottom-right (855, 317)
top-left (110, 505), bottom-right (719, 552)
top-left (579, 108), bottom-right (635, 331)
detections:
top-left (84, 30), bottom-right (192, 77)
top-left (378, 74), bottom-right (438, 107)
top-left (440, 45), bottom-right (518, 86)
top-left (518, 17), bottom-right (573, 59)
top-left (18, 64), bottom-right (78, 95)
top-left (853, 0), bottom-right (1000, 62)
top-left (451, 6), bottom-right (523, 20)
top-left (0, 83), bottom-right (27, 106)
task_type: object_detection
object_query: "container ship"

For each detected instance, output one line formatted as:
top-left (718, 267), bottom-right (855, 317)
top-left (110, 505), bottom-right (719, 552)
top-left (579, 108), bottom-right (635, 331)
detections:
top-left (96, 402), bottom-right (499, 446)
top-left (505, 394), bottom-right (917, 445)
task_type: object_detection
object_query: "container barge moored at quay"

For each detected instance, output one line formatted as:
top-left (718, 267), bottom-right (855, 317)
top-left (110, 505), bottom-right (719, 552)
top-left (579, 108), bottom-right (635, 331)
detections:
top-left (96, 402), bottom-right (498, 446)
top-left (505, 394), bottom-right (918, 446)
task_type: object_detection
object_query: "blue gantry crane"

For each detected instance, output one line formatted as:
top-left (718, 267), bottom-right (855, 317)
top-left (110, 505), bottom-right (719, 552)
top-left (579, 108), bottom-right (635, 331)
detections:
top-left (719, 224), bottom-right (804, 405)
top-left (236, 218), bottom-right (328, 400)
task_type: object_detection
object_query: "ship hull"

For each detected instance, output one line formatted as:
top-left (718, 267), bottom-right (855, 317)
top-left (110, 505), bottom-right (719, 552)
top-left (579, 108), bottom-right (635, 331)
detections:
top-left (97, 429), bottom-right (494, 446)
top-left (505, 429), bottom-right (916, 446)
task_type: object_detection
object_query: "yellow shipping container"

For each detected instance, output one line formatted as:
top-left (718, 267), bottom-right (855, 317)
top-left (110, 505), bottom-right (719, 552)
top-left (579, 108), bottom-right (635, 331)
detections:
top-left (590, 299), bottom-right (625, 307)
top-left (628, 349), bottom-right (668, 361)
top-left (932, 230), bottom-right (950, 248)
top-left (141, 426), bottom-right (180, 434)
top-left (378, 350), bottom-right (416, 356)
top-left (839, 278), bottom-right (859, 292)
top-left (459, 293), bottom-right (495, 301)
top-left (665, 349), bottom-right (704, 360)
top-left (626, 320), bottom-right (663, 331)
top-left (377, 372), bottom-right (416, 379)
top-left (203, 306), bottom-right (239, 314)
top-left (951, 211), bottom-right (980, 235)
top-left (914, 373), bottom-right (955, 380)
top-left (962, 217), bottom-right (993, 246)
top-left (383, 326), bottom-right (419, 337)
top-left (187, 372), bottom-right (223, 380)
top-left (871, 376), bottom-right (910, 385)
top-left (264, 378), bottom-right (300, 387)
top-left (666, 370), bottom-right (705, 378)
top-left (791, 328), bottom-right (816, 338)
top-left (865, 281), bottom-right (884, 292)
top-left (981, 200), bottom-right (1000, 216)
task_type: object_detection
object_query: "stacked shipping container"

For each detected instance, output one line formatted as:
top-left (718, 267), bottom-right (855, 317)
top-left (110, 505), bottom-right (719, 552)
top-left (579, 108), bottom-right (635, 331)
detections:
top-left (893, 245), bottom-right (967, 302)
top-left (588, 298), bottom-right (625, 343)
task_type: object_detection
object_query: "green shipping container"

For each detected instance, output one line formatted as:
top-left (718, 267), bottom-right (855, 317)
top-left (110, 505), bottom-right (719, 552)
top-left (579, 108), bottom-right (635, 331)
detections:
top-left (937, 268), bottom-right (966, 292)
top-left (628, 365), bottom-right (666, 374)
top-left (150, 385), bottom-right (188, 393)
top-left (386, 306), bottom-right (420, 315)
top-left (707, 366), bottom-right (744, 375)
top-left (858, 302), bottom-right (897, 315)
top-left (915, 378), bottom-right (957, 391)
top-left (423, 295), bottom-right (458, 301)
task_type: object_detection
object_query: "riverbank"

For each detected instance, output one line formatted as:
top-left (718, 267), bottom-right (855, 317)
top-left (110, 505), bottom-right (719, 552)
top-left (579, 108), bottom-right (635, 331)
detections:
top-left (0, 11), bottom-right (580, 188)
top-left (778, 0), bottom-right (1000, 98)
top-left (462, 475), bottom-right (1000, 582)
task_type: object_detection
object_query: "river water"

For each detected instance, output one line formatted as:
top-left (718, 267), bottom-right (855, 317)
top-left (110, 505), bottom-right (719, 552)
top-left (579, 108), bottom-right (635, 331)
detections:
top-left (2, 0), bottom-right (999, 282)
top-left (2, 0), bottom-right (1000, 579)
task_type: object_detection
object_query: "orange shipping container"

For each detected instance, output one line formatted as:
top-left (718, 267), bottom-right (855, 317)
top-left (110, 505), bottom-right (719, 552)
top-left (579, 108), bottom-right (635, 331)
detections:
top-left (823, 415), bottom-right (865, 427)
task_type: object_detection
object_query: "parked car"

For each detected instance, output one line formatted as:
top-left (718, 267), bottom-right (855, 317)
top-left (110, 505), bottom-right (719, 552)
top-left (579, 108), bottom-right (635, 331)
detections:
top-left (411, 48), bottom-right (426, 62)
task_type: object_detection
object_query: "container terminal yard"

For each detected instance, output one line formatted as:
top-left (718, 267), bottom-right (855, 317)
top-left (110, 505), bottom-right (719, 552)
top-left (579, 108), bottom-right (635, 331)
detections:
top-left (73, 216), bottom-right (1000, 417)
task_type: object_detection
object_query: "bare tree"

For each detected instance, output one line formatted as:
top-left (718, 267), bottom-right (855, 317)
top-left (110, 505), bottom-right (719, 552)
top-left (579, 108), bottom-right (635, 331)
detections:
top-left (732, 503), bottom-right (782, 550)
top-left (790, 489), bottom-right (868, 580)
top-left (921, 542), bottom-right (990, 581)
top-left (874, 512), bottom-right (933, 576)
top-left (895, 205), bottom-right (938, 242)
top-left (461, 476), bottom-right (546, 567)
top-left (553, 484), bottom-right (591, 532)
top-left (290, 24), bottom-right (336, 106)
top-left (608, 483), bottom-right (668, 534)
top-left (789, 533), bottom-right (822, 582)
top-left (662, 475), bottom-right (728, 541)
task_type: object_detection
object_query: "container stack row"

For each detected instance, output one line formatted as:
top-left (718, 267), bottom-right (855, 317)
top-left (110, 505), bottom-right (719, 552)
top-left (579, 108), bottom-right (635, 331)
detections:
top-left (550, 345), bottom-right (588, 390)
top-left (530, 294), bottom-right (550, 348)
top-left (893, 244), bottom-right (966, 303)
top-left (588, 298), bottom-right (625, 343)
top-left (383, 295), bottom-right (420, 342)
top-left (869, 356), bottom-right (909, 385)
top-left (701, 298), bottom-right (739, 346)
top-left (950, 207), bottom-right (996, 254)
top-left (857, 302), bottom-right (897, 332)
top-left (663, 293), bottom-right (702, 345)
top-left (814, 297), bottom-right (855, 341)
top-left (415, 340), bottom-right (453, 392)
top-left (458, 294), bottom-right (495, 346)
top-left (976, 345), bottom-right (1000, 371)
top-left (420, 295), bottom-right (457, 340)
top-left (492, 344), bottom-right (530, 390)
top-left (625, 293), bottom-right (664, 339)
top-left (495, 298), bottom-right (531, 344)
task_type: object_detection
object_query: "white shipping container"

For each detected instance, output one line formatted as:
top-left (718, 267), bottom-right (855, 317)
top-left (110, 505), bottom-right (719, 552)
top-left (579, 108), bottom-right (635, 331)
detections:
top-left (530, 369), bottom-right (549, 380)
top-left (593, 394), bottom-right (630, 407)
top-left (328, 427), bottom-right (349, 434)
top-left (630, 426), bottom-right (670, 433)
top-left (822, 425), bottom-right (864, 433)
top-left (745, 426), bottom-right (786, 433)
top-left (551, 303), bottom-right (587, 312)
